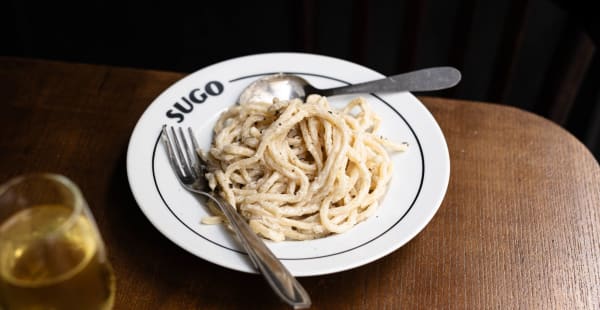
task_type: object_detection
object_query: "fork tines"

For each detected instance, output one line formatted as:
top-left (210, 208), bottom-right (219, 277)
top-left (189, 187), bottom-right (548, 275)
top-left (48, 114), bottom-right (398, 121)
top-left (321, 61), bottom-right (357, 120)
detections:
top-left (161, 125), bottom-right (200, 180)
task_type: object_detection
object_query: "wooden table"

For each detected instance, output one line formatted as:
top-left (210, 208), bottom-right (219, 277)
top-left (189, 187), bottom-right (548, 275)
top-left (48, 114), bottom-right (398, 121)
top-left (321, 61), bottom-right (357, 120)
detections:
top-left (1, 57), bottom-right (599, 309)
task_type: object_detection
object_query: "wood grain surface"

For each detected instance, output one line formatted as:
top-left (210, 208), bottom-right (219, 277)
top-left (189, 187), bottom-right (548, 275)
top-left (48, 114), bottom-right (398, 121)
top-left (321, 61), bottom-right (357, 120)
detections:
top-left (1, 57), bottom-right (599, 309)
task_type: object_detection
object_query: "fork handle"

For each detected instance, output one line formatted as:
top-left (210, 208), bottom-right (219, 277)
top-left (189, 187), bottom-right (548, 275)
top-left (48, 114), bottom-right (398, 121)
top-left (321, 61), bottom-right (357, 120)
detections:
top-left (198, 191), bottom-right (311, 309)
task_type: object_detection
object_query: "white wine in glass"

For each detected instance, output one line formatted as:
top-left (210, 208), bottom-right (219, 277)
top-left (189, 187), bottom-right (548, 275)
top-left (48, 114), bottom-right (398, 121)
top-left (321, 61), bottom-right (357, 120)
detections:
top-left (0, 174), bottom-right (115, 309)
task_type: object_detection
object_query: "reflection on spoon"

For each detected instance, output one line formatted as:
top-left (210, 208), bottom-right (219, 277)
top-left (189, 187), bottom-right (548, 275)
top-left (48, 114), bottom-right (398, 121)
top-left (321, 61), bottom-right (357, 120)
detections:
top-left (238, 67), bottom-right (461, 104)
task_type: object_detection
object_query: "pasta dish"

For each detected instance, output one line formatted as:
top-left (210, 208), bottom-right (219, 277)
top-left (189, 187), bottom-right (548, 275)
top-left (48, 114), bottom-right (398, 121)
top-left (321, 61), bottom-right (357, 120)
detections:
top-left (201, 95), bottom-right (407, 241)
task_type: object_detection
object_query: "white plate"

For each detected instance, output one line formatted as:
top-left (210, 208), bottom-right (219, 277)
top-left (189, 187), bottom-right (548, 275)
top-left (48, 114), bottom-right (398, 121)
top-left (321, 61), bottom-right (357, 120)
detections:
top-left (126, 52), bottom-right (450, 276)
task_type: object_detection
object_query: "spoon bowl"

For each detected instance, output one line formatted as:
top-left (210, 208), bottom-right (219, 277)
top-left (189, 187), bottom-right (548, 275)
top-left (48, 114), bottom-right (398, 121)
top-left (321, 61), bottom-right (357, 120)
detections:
top-left (238, 67), bottom-right (461, 104)
top-left (239, 74), bottom-right (313, 105)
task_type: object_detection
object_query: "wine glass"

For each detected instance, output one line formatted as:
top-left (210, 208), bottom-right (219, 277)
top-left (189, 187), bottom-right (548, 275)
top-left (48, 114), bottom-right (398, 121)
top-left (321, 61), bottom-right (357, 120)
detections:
top-left (0, 173), bottom-right (115, 309)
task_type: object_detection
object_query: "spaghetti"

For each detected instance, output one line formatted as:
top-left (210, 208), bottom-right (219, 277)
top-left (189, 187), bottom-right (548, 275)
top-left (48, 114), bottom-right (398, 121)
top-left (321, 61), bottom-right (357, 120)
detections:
top-left (201, 95), bottom-right (407, 241)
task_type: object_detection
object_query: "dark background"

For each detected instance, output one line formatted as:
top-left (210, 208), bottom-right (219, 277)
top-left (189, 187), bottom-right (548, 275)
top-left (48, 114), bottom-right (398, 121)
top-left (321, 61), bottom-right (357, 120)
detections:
top-left (2, 0), bottom-right (599, 160)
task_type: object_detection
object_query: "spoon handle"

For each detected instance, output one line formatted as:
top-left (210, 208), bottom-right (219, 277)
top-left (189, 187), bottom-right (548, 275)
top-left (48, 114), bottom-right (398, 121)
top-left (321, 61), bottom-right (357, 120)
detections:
top-left (318, 67), bottom-right (461, 96)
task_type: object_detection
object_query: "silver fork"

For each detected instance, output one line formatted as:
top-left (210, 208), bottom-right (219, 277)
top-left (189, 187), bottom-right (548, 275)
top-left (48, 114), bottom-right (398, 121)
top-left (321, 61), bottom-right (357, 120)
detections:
top-left (161, 125), bottom-right (311, 309)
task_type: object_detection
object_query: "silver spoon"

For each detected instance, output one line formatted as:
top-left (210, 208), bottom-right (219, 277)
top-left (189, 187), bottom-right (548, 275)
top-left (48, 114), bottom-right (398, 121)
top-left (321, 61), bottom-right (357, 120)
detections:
top-left (238, 66), bottom-right (461, 104)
